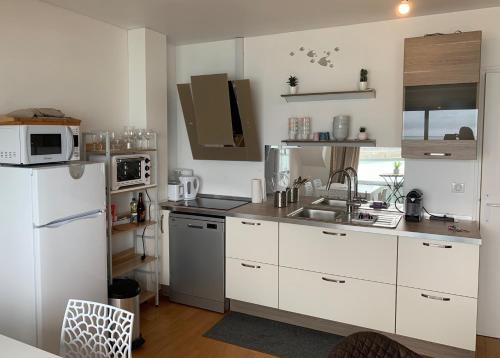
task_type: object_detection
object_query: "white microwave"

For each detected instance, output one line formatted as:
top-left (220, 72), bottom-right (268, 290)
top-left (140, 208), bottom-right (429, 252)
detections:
top-left (0, 125), bottom-right (80, 165)
top-left (104, 154), bottom-right (151, 191)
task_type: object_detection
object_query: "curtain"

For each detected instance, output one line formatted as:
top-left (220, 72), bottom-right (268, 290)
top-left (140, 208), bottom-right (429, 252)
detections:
top-left (329, 147), bottom-right (360, 183)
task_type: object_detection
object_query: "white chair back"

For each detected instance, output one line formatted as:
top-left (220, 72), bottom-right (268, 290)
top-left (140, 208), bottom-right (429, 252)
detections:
top-left (60, 299), bottom-right (134, 358)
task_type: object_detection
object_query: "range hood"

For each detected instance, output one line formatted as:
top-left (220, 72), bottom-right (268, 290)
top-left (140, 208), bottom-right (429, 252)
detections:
top-left (177, 73), bottom-right (261, 161)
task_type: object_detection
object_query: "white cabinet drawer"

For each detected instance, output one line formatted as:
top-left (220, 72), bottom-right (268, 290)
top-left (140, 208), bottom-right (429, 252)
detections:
top-left (279, 267), bottom-right (396, 333)
top-left (279, 223), bottom-right (397, 284)
top-left (398, 236), bottom-right (479, 297)
top-left (226, 217), bottom-right (278, 265)
top-left (396, 286), bottom-right (477, 351)
top-left (226, 258), bottom-right (278, 308)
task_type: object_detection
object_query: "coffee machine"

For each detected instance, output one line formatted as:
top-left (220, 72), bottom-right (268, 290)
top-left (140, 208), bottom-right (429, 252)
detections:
top-left (405, 189), bottom-right (424, 222)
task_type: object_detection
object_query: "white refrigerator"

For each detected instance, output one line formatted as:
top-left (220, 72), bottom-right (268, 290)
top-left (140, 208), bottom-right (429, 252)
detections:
top-left (0, 162), bottom-right (107, 354)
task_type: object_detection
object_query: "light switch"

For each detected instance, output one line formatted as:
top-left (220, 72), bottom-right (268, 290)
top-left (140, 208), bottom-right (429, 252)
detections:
top-left (451, 182), bottom-right (465, 193)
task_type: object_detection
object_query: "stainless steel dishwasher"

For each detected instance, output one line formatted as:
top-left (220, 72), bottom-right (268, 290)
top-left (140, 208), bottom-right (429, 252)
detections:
top-left (169, 213), bottom-right (227, 312)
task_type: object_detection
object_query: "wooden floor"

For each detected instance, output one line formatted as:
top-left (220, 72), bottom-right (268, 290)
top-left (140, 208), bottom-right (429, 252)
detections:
top-left (134, 296), bottom-right (500, 358)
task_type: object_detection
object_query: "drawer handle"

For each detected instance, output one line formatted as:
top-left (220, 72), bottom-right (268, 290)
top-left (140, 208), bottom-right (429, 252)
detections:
top-left (241, 263), bottom-right (261, 269)
top-left (421, 293), bottom-right (451, 302)
top-left (424, 152), bottom-right (452, 157)
top-left (322, 277), bottom-right (346, 284)
top-left (322, 231), bottom-right (347, 237)
top-left (241, 221), bottom-right (261, 226)
top-left (423, 242), bottom-right (452, 249)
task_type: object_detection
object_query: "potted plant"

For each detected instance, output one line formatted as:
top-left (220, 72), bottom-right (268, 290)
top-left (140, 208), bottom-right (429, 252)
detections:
top-left (287, 75), bottom-right (299, 94)
top-left (393, 161), bottom-right (401, 175)
top-left (358, 127), bottom-right (368, 140)
top-left (359, 69), bottom-right (368, 90)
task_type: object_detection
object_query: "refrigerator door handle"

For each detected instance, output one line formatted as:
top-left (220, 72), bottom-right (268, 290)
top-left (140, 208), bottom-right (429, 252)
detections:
top-left (35, 209), bottom-right (105, 229)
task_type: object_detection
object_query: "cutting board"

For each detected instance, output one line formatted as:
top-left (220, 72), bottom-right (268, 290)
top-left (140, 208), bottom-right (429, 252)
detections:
top-left (0, 116), bottom-right (81, 126)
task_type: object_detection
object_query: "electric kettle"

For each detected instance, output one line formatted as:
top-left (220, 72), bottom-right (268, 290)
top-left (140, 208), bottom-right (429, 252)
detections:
top-left (179, 176), bottom-right (200, 200)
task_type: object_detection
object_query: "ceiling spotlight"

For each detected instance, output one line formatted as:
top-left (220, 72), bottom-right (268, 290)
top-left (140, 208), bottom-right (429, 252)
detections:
top-left (398, 0), bottom-right (411, 15)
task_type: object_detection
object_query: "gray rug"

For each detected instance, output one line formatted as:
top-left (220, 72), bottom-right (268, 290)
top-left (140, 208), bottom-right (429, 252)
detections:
top-left (203, 312), bottom-right (344, 358)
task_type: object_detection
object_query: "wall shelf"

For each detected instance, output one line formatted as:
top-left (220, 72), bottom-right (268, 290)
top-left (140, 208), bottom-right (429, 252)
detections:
top-left (281, 89), bottom-right (376, 102)
top-left (282, 139), bottom-right (376, 147)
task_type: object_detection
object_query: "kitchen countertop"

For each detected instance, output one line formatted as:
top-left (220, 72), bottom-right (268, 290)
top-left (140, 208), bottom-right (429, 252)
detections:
top-left (161, 196), bottom-right (481, 245)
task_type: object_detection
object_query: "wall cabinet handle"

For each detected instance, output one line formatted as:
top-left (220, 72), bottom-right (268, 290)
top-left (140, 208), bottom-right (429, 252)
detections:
top-left (322, 231), bottom-right (347, 237)
top-left (424, 152), bottom-right (452, 157)
top-left (322, 277), bottom-right (346, 284)
top-left (241, 221), bottom-right (261, 226)
top-left (160, 214), bottom-right (164, 234)
top-left (486, 203), bottom-right (500, 208)
top-left (423, 242), bottom-right (452, 249)
top-left (421, 293), bottom-right (451, 302)
top-left (241, 263), bottom-right (261, 269)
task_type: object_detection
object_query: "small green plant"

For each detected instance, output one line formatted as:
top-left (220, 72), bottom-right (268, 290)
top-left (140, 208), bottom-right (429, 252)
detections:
top-left (394, 161), bottom-right (401, 170)
top-left (360, 69), bottom-right (368, 82)
top-left (359, 127), bottom-right (366, 133)
top-left (287, 75), bottom-right (298, 87)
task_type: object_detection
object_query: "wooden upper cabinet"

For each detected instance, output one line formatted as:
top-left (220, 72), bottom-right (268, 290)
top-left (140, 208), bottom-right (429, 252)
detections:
top-left (404, 31), bottom-right (482, 86)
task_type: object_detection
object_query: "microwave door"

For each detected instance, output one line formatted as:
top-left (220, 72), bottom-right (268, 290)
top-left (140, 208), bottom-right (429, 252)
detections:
top-left (25, 125), bottom-right (68, 164)
top-left (117, 158), bottom-right (142, 183)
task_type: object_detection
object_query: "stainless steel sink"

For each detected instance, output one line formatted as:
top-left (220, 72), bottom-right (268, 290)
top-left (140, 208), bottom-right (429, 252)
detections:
top-left (288, 208), bottom-right (341, 222)
top-left (312, 198), bottom-right (347, 207)
top-left (289, 204), bottom-right (403, 228)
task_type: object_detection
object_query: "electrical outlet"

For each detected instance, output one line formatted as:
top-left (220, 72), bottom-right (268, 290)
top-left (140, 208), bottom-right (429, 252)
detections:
top-left (451, 182), bottom-right (465, 193)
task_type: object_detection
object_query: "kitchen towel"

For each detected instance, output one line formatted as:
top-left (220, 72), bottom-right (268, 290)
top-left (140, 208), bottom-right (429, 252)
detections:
top-left (251, 179), bottom-right (263, 203)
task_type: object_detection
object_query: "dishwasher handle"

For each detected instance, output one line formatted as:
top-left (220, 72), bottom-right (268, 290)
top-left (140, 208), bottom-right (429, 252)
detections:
top-left (187, 224), bottom-right (204, 229)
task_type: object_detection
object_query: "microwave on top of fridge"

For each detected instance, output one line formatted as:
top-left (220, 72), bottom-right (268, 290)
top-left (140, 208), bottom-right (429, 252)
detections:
top-left (0, 124), bottom-right (80, 165)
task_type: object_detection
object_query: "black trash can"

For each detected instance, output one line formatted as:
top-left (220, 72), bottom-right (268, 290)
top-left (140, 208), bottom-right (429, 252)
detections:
top-left (109, 278), bottom-right (145, 349)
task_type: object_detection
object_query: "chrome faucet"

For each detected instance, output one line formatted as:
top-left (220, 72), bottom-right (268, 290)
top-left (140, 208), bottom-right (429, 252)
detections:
top-left (344, 167), bottom-right (359, 201)
top-left (326, 169), bottom-right (359, 214)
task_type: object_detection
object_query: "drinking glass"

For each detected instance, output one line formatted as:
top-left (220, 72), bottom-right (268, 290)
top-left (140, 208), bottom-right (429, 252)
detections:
top-left (144, 130), bottom-right (154, 149)
top-left (135, 128), bottom-right (145, 149)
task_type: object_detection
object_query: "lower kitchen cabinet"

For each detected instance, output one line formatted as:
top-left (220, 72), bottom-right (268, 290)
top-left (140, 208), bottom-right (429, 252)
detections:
top-left (280, 223), bottom-right (397, 284)
top-left (396, 286), bottom-right (477, 351)
top-left (226, 257), bottom-right (278, 308)
top-left (279, 267), bottom-right (396, 333)
top-left (398, 236), bottom-right (479, 298)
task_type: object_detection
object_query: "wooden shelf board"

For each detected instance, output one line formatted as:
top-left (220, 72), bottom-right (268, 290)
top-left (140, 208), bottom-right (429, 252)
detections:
top-left (110, 184), bottom-right (157, 195)
top-left (112, 248), bottom-right (156, 278)
top-left (112, 220), bottom-right (157, 235)
top-left (140, 290), bottom-right (156, 304)
top-left (281, 89), bottom-right (376, 102)
top-left (282, 139), bottom-right (376, 147)
top-left (87, 148), bottom-right (157, 155)
top-left (0, 116), bottom-right (81, 126)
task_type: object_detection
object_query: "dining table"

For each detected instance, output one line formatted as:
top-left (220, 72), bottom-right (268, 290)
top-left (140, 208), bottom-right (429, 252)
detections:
top-left (0, 334), bottom-right (60, 357)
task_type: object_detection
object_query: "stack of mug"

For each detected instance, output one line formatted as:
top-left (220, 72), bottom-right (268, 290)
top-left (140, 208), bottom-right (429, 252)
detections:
top-left (288, 116), bottom-right (312, 140)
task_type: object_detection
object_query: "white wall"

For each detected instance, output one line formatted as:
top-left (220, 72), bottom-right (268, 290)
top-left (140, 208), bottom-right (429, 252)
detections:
top-left (170, 7), bottom-right (500, 217)
top-left (128, 28), bottom-right (168, 200)
top-left (172, 40), bottom-right (264, 196)
top-left (0, 0), bottom-right (129, 131)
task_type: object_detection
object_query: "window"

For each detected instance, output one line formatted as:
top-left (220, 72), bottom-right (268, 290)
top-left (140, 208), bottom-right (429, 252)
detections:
top-left (357, 147), bottom-right (404, 185)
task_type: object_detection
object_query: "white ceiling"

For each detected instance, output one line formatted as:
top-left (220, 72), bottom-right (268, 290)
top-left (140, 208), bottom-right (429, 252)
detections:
top-left (40, 0), bottom-right (500, 44)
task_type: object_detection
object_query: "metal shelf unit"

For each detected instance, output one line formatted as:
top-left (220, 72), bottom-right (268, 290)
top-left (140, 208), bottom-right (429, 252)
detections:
top-left (82, 132), bottom-right (160, 306)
